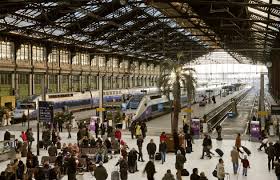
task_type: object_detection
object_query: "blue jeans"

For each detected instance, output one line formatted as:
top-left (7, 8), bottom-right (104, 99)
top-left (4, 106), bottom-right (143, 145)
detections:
top-left (243, 168), bottom-right (247, 175)
top-left (161, 151), bottom-right (166, 163)
top-left (233, 162), bottom-right (239, 174)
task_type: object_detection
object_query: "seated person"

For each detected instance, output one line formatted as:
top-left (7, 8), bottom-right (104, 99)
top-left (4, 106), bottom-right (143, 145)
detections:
top-left (104, 138), bottom-right (112, 154)
top-left (95, 144), bottom-right (105, 163)
top-left (81, 137), bottom-right (89, 148)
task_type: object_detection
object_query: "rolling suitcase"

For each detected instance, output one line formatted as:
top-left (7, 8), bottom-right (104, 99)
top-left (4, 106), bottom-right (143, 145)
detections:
top-left (215, 148), bottom-right (224, 157)
top-left (155, 152), bottom-right (161, 160)
top-left (241, 146), bottom-right (251, 156)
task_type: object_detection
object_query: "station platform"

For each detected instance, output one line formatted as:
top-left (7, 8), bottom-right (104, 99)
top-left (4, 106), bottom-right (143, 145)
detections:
top-left (146, 89), bottom-right (247, 135)
top-left (0, 130), bottom-right (276, 180)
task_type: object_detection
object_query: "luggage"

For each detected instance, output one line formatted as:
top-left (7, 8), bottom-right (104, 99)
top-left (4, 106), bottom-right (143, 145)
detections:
top-left (181, 169), bottom-right (189, 176)
top-left (39, 141), bottom-right (44, 149)
top-left (57, 141), bottom-right (61, 149)
top-left (241, 146), bottom-right (251, 156)
top-left (155, 152), bottom-right (161, 160)
top-left (111, 170), bottom-right (120, 180)
top-left (215, 148), bottom-right (224, 157)
top-left (199, 101), bottom-right (206, 106)
top-left (186, 147), bottom-right (192, 153)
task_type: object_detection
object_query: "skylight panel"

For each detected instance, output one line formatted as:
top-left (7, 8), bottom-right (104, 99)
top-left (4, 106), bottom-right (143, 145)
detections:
top-left (269, 14), bottom-right (280, 21)
top-left (248, 7), bottom-right (268, 18)
top-left (268, 25), bottom-right (279, 32)
top-left (15, 21), bottom-right (34, 28)
top-left (52, 29), bottom-right (65, 36)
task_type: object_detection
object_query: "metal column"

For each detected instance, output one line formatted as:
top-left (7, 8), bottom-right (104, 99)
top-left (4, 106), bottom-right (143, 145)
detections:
top-left (99, 75), bottom-right (104, 123)
top-left (259, 74), bottom-right (265, 129)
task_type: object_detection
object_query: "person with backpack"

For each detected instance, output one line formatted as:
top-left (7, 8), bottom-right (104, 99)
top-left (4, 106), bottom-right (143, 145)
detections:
top-left (235, 133), bottom-right (244, 154)
top-left (241, 155), bottom-right (250, 176)
top-left (159, 140), bottom-right (167, 164)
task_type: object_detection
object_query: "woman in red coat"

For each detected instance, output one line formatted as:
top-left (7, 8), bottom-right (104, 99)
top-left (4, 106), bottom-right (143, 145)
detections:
top-left (115, 129), bottom-right (122, 142)
top-left (160, 132), bottom-right (167, 142)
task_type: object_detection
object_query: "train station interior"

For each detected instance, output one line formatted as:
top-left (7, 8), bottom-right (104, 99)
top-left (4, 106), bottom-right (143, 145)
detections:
top-left (0, 0), bottom-right (279, 180)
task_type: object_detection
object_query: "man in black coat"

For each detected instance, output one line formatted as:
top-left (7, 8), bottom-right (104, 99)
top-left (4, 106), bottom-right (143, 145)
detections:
top-left (137, 136), bottom-right (144, 162)
top-left (128, 148), bottom-right (139, 173)
top-left (4, 129), bottom-right (11, 141)
top-left (147, 139), bottom-right (156, 160)
top-left (274, 140), bottom-right (280, 162)
top-left (67, 155), bottom-right (77, 180)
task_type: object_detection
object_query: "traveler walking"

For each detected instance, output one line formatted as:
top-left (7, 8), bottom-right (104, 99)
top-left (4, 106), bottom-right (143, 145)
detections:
top-left (274, 141), bottom-right (280, 162)
top-left (275, 161), bottom-right (280, 180)
top-left (175, 150), bottom-right (186, 180)
top-left (267, 142), bottom-right (276, 171)
top-left (143, 160), bottom-right (156, 180)
top-left (201, 134), bottom-right (211, 159)
top-left (241, 155), bottom-right (250, 176)
top-left (230, 146), bottom-right (240, 174)
top-left (159, 140), bottom-right (167, 164)
top-left (147, 139), bottom-right (156, 160)
top-left (141, 122), bottom-right (147, 139)
top-left (235, 133), bottom-right (244, 154)
top-left (137, 136), bottom-right (144, 162)
top-left (217, 159), bottom-right (229, 180)
top-left (116, 156), bottom-right (128, 180)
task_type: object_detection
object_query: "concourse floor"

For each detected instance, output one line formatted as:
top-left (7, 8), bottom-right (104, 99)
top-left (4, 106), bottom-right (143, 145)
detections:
top-left (0, 130), bottom-right (276, 180)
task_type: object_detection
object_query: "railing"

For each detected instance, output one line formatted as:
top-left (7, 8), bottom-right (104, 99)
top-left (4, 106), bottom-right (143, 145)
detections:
top-left (207, 88), bottom-right (251, 131)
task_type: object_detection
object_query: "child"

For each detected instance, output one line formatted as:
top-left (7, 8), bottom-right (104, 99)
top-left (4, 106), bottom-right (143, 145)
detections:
top-left (241, 155), bottom-right (250, 176)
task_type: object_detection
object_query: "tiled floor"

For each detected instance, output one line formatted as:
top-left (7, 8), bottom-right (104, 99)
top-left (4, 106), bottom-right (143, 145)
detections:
top-left (0, 130), bottom-right (277, 180)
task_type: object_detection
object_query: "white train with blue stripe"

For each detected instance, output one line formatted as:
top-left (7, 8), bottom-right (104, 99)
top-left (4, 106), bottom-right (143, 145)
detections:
top-left (12, 87), bottom-right (158, 123)
top-left (128, 84), bottom-right (231, 122)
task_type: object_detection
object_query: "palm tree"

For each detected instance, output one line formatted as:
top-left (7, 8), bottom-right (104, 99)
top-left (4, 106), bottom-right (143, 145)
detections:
top-left (158, 60), bottom-right (196, 133)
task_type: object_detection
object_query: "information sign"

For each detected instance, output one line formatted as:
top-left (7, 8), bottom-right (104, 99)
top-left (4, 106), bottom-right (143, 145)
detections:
top-left (39, 101), bottom-right (53, 122)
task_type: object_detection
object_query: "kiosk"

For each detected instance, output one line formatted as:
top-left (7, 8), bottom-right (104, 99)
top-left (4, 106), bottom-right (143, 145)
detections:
top-left (250, 121), bottom-right (260, 142)
top-left (191, 119), bottom-right (200, 139)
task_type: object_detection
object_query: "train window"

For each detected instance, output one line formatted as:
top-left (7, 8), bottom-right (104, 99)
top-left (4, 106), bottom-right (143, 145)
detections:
top-left (151, 104), bottom-right (158, 111)
top-left (49, 94), bottom-right (73, 99)
top-left (150, 95), bottom-right (161, 100)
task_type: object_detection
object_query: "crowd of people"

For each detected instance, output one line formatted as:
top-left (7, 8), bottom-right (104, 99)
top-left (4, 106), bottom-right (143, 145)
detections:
top-left (2, 116), bottom-right (280, 180)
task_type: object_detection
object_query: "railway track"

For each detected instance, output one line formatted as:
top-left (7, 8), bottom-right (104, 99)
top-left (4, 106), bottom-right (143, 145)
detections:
top-left (207, 87), bottom-right (252, 132)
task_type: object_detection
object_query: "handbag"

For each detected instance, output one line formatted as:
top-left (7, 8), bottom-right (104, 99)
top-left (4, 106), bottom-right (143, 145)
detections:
top-left (212, 169), bottom-right (217, 177)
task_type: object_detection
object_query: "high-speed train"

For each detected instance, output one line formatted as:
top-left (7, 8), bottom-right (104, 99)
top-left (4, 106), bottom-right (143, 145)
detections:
top-left (127, 84), bottom-right (231, 122)
top-left (12, 87), bottom-right (158, 123)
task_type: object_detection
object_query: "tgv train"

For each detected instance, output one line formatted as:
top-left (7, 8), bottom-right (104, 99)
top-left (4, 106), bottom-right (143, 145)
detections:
top-left (127, 84), bottom-right (230, 122)
top-left (12, 87), bottom-right (158, 122)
